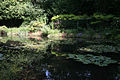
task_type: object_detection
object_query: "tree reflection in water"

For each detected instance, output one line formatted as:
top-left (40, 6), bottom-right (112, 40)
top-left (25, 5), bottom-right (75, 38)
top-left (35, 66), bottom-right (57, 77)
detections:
top-left (0, 37), bottom-right (119, 80)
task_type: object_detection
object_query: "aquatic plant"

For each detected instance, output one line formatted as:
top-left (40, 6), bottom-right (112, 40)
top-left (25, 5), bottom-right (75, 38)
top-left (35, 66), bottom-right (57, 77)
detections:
top-left (78, 45), bottom-right (119, 53)
top-left (68, 54), bottom-right (117, 66)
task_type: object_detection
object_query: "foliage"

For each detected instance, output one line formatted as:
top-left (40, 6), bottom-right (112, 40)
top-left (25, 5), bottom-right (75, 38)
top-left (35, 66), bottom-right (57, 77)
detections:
top-left (100, 29), bottom-right (120, 40)
top-left (32, 0), bottom-right (120, 16)
top-left (68, 54), bottom-right (117, 66)
top-left (51, 14), bottom-right (88, 29)
top-left (0, 26), bottom-right (8, 32)
top-left (0, 61), bottom-right (21, 80)
top-left (29, 21), bottom-right (46, 28)
top-left (40, 25), bottom-right (60, 36)
top-left (78, 45), bottom-right (119, 53)
top-left (5, 26), bottom-right (33, 33)
top-left (31, 0), bottom-right (81, 15)
top-left (51, 14), bottom-right (88, 21)
top-left (0, 46), bottom-right (45, 80)
top-left (51, 14), bottom-right (120, 29)
top-left (0, 0), bottom-right (46, 27)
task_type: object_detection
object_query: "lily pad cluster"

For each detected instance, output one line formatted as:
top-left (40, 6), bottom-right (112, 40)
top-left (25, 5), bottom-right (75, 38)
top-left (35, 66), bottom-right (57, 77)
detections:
top-left (68, 54), bottom-right (117, 66)
top-left (78, 45), bottom-right (119, 53)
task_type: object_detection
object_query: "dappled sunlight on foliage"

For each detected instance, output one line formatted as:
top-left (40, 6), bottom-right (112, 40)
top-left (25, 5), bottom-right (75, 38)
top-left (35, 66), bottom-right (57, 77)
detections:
top-left (0, 0), bottom-right (120, 80)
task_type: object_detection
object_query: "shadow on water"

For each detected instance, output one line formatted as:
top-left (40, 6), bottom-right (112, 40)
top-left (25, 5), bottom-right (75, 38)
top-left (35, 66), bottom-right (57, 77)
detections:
top-left (0, 36), bottom-right (120, 80)
top-left (18, 56), bottom-right (120, 80)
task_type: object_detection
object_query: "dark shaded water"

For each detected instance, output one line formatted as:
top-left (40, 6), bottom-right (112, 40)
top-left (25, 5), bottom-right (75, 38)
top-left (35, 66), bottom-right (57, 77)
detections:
top-left (0, 36), bottom-right (120, 80)
top-left (19, 56), bottom-right (120, 80)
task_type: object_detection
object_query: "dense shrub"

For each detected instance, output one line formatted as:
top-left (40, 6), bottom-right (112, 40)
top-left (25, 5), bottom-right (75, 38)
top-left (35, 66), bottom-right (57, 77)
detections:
top-left (32, 0), bottom-right (120, 16)
top-left (51, 14), bottom-right (120, 29)
top-left (51, 14), bottom-right (88, 29)
top-left (0, 0), bottom-right (46, 27)
top-left (31, 0), bottom-right (84, 15)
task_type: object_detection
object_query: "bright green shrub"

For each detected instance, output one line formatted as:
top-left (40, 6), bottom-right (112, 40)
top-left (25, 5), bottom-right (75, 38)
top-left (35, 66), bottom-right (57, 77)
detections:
top-left (0, 0), bottom-right (17, 20)
top-left (29, 21), bottom-right (46, 28)
top-left (51, 14), bottom-right (88, 21)
top-left (51, 14), bottom-right (89, 29)
top-left (0, 0), bottom-right (47, 27)
top-left (40, 25), bottom-right (60, 36)
top-left (0, 0), bottom-right (45, 20)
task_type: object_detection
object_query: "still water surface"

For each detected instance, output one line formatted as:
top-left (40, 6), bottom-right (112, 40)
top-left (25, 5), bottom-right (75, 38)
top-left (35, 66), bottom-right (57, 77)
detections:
top-left (0, 36), bottom-right (120, 80)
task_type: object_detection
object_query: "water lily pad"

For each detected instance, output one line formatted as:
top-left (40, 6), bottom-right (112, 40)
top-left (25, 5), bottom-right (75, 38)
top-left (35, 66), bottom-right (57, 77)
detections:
top-left (67, 54), bottom-right (117, 66)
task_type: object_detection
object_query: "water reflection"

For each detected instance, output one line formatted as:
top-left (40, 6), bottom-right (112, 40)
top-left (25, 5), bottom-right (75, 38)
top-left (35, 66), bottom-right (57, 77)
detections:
top-left (0, 36), bottom-right (120, 80)
top-left (0, 53), bottom-right (4, 60)
top-left (27, 56), bottom-right (120, 80)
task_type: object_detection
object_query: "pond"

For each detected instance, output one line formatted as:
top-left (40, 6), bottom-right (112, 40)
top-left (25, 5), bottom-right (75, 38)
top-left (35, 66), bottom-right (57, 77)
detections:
top-left (0, 36), bottom-right (120, 80)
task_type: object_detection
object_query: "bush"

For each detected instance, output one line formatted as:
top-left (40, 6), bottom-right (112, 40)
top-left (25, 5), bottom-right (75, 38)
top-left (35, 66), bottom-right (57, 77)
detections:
top-left (0, 0), bottom-right (47, 27)
top-left (29, 21), bottom-right (46, 28)
top-left (51, 14), bottom-right (88, 29)
top-left (40, 25), bottom-right (60, 37)
top-left (32, 0), bottom-right (82, 15)
top-left (32, 0), bottom-right (120, 16)
top-left (51, 14), bottom-right (120, 29)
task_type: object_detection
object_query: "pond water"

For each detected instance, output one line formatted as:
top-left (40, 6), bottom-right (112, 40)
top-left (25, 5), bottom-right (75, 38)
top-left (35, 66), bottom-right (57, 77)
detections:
top-left (0, 36), bottom-right (120, 80)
